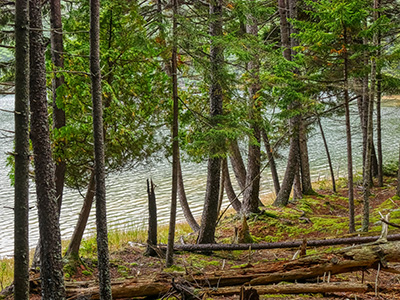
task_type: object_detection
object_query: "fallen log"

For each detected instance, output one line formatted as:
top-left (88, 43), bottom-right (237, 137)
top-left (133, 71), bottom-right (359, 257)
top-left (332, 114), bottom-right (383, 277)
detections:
top-left (165, 233), bottom-right (400, 252)
top-left (206, 282), bottom-right (369, 296)
top-left (189, 240), bottom-right (400, 286)
top-left (64, 241), bottom-right (400, 299)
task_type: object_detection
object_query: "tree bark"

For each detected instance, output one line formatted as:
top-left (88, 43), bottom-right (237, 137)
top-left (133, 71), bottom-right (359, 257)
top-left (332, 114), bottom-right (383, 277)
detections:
top-left (50, 0), bottom-right (66, 213)
top-left (316, 114), bottom-right (336, 193)
top-left (14, 0), bottom-right (30, 299)
top-left (145, 179), bottom-right (158, 257)
top-left (90, 0), bottom-right (112, 298)
top-left (299, 120), bottom-right (314, 195)
top-left (29, 1), bottom-right (66, 298)
top-left (261, 130), bottom-right (280, 195)
top-left (222, 158), bottom-right (242, 212)
top-left (343, 24), bottom-right (355, 233)
top-left (397, 144), bottom-right (400, 198)
top-left (229, 140), bottom-right (246, 191)
top-left (178, 158), bottom-right (200, 232)
top-left (65, 172), bottom-right (96, 258)
top-left (242, 6), bottom-right (261, 215)
top-left (166, 0), bottom-right (179, 266)
top-left (198, 0), bottom-right (224, 245)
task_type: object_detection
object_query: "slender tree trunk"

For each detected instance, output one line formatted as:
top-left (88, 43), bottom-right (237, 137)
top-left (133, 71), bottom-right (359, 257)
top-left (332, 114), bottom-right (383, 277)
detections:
top-left (198, 0), bottom-right (223, 244)
top-left (242, 7), bottom-right (261, 215)
top-left (316, 115), bottom-right (336, 193)
top-left (218, 160), bottom-right (225, 216)
top-left (222, 158), bottom-right (242, 212)
top-left (299, 120), bottom-right (314, 195)
top-left (397, 144), bottom-right (400, 198)
top-left (65, 172), bottom-right (95, 258)
top-left (14, 0), bottom-right (30, 299)
top-left (261, 130), bottom-right (280, 195)
top-left (50, 0), bottom-right (66, 213)
top-left (90, 0), bottom-right (112, 298)
top-left (166, 0), bottom-right (179, 266)
top-left (229, 140), bottom-right (246, 191)
top-left (145, 179), bottom-right (158, 257)
top-left (343, 24), bottom-right (355, 233)
top-left (273, 131), bottom-right (299, 207)
top-left (178, 158), bottom-right (200, 232)
top-left (29, 1), bottom-right (65, 298)
top-left (273, 0), bottom-right (300, 207)
top-left (376, 0), bottom-right (383, 187)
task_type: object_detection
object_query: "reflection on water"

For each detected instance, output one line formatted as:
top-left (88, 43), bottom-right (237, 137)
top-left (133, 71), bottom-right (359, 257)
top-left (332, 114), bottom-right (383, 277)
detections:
top-left (0, 94), bottom-right (399, 257)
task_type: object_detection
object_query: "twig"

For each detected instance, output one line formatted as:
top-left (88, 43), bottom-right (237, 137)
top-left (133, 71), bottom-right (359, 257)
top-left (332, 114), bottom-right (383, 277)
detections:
top-left (375, 262), bottom-right (381, 297)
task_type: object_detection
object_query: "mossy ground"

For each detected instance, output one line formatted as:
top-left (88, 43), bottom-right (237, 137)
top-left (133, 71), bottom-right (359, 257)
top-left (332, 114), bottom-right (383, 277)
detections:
top-left (1, 176), bottom-right (400, 300)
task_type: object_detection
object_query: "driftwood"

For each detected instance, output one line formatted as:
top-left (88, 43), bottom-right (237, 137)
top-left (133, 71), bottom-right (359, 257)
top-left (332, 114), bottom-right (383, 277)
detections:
top-left (63, 241), bottom-right (400, 299)
top-left (165, 233), bottom-right (400, 251)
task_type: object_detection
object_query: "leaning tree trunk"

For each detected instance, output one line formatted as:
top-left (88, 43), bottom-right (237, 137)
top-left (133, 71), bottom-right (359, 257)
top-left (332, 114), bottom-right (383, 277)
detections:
top-left (197, 0), bottom-right (224, 245)
top-left (316, 114), bottom-right (336, 193)
top-left (29, 1), bottom-right (66, 298)
top-left (166, 0), bottom-right (179, 266)
top-left (242, 5), bottom-right (261, 215)
top-left (65, 172), bottom-right (95, 258)
top-left (50, 0), bottom-right (66, 213)
top-left (14, 0), bottom-right (30, 299)
top-left (229, 140), bottom-right (246, 191)
top-left (222, 159), bottom-right (242, 212)
top-left (261, 130), bottom-right (280, 195)
top-left (178, 158), bottom-right (200, 232)
top-left (90, 0), bottom-right (112, 298)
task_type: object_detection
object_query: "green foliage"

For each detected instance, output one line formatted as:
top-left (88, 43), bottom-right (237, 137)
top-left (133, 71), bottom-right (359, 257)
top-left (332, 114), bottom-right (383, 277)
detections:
top-left (382, 159), bottom-right (399, 176)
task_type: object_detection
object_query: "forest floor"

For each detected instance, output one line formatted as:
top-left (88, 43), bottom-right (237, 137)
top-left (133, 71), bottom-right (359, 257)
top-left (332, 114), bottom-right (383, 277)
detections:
top-left (2, 176), bottom-right (400, 299)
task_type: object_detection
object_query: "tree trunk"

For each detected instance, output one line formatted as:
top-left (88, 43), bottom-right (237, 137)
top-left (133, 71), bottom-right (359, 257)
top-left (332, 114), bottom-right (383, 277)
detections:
top-left (261, 130), bottom-right (280, 195)
top-left (376, 0), bottom-right (383, 187)
top-left (293, 164), bottom-right (302, 201)
top-left (50, 0), bottom-right (66, 213)
top-left (65, 172), bottom-right (96, 258)
top-left (178, 158), bottom-right (200, 232)
top-left (29, 1), bottom-right (66, 298)
top-left (166, 0), bottom-right (179, 266)
top-left (242, 7), bottom-right (261, 215)
top-left (343, 25), bottom-right (355, 233)
top-left (14, 0), bottom-right (30, 298)
top-left (145, 179), bottom-right (158, 257)
top-left (397, 144), bottom-right (400, 198)
top-left (299, 120), bottom-right (314, 195)
top-left (90, 0), bottom-right (112, 298)
top-left (316, 114), bottom-right (336, 193)
top-left (197, 0), bottom-right (224, 244)
top-left (222, 158), bottom-right (242, 212)
top-left (229, 140), bottom-right (246, 191)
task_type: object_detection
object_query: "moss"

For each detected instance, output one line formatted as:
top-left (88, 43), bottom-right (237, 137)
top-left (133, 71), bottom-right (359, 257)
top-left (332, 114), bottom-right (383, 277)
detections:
top-left (164, 265), bottom-right (185, 273)
top-left (82, 270), bottom-right (92, 276)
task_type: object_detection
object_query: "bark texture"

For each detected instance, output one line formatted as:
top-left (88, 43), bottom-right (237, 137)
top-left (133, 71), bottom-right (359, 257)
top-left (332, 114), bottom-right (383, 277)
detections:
top-left (90, 0), bottom-right (112, 298)
top-left (166, 0), bottom-right (179, 266)
top-left (261, 130), bottom-right (280, 195)
top-left (50, 0), bottom-right (66, 212)
top-left (222, 159), bottom-right (242, 212)
top-left (145, 179), bottom-right (158, 257)
top-left (65, 172), bottom-right (95, 258)
top-left (14, 0), bottom-right (30, 299)
top-left (29, 1), bottom-right (65, 298)
top-left (242, 8), bottom-right (261, 215)
top-left (197, 0), bottom-right (223, 244)
top-left (229, 140), bottom-right (246, 191)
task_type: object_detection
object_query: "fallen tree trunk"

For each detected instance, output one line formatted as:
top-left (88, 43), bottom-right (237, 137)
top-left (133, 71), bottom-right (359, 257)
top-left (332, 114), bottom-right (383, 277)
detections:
top-left (206, 282), bottom-right (369, 296)
top-left (166, 233), bottom-right (400, 251)
top-left (63, 241), bottom-right (400, 299)
top-left (189, 240), bottom-right (400, 286)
